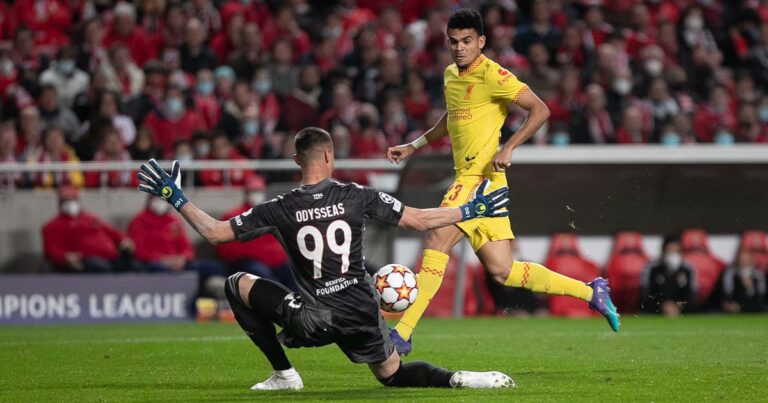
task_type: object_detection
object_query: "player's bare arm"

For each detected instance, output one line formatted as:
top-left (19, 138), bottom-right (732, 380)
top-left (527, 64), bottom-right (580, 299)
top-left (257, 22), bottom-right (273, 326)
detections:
top-left (386, 112), bottom-right (448, 164)
top-left (491, 90), bottom-right (550, 172)
top-left (136, 158), bottom-right (234, 245)
top-left (178, 203), bottom-right (234, 245)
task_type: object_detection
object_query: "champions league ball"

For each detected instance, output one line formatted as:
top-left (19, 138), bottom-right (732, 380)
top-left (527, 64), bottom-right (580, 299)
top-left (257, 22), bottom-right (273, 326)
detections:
top-left (373, 264), bottom-right (418, 312)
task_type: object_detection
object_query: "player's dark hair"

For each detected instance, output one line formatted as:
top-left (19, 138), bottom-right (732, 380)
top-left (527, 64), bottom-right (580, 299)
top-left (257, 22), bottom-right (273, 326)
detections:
top-left (294, 127), bottom-right (332, 160)
top-left (662, 234), bottom-right (681, 251)
top-left (447, 8), bottom-right (484, 36)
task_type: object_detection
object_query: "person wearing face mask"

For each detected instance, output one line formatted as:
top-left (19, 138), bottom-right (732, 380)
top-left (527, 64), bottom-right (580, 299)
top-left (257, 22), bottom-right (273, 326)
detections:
top-left (42, 186), bottom-right (134, 273)
top-left (251, 67), bottom-right (281, 138)
top-left (39, 46), bottom-right (90, 109)
top-left (142, 85), bottom-right (207, 154)
top-left (717, 247), bottom-right (766, 313)
top-left (641, 235), bottom-right (697, 316)
top-left (216, 177), bottom-right (297, 291)
top-left (192, 69), bottom-right (221, 129)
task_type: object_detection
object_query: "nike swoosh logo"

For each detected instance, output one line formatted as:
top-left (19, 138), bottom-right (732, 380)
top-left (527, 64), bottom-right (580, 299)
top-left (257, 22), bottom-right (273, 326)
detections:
top-left (464, 155), bottom-right (476, 162)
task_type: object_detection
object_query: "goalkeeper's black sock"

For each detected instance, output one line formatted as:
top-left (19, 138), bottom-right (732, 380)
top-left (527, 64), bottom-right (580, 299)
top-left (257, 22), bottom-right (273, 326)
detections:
top-left (379, 361), bottom-right (454, 388)
top-left (225, 273), bottom-right (292, 371)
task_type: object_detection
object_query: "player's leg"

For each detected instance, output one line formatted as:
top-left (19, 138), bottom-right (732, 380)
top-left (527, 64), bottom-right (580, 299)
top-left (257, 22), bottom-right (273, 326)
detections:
top-left (224, 272), bottom-right (303, 390)
top-left (393, 224), bottom-right (464, 343)
top-left (370, 351), bottom-right (515, 388)
top-left (476, 240), bottom-right (620, 331)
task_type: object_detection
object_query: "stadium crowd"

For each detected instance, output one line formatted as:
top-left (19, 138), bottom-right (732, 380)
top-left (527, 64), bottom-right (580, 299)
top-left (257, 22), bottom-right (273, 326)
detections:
top-left (1, 0), bottom-right (768, 189)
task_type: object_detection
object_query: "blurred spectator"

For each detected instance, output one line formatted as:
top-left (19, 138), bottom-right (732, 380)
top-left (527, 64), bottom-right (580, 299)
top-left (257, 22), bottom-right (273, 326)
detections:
top-left (190, 131), bottom-right (212, 160)
top-left (0, 48), bottom-right (18, 97)
top-left (252, 67), bottom-right (281, 138)
top-left (216, 177), bottom-right (296, 290)
top-left (28, 126), bottom-right (83, 188)
top-left (98, 44), bottom-right (146, 98)
top-left (641, 235), bottom-right (697, 316)
top-left (71, 69), bottom-right (111, 123)
top-left (127, 195), bottom-right (223, 278)
top-left (160, 3), bottom-right (186, 50)
top-left (75, 18), bottom-right (109, 73)
top-left (381, 93), bottom-right (412, 145)
top-left (37, 84), bottom-right (81, 143)
top-left (39, 46), bottom-right (90, 109)
top-left (616, 105), bottom-right (650, 144)
top-left (42, 186), bottom-right (134, 273)
top-left (89, 90), bottom-right (137, 147)
top-left (16, 106), bottom-right (43, 159)
top-left (518, 42), bottom-right (561, 100)
top-left (209, 5), bottom-right (245, 64)
top-left (11, 0), bottom-right (72, 54)
top-left (281, 64), bottom-right (322, 132)
top-left (268, 38), bottom-right (298, 97)
top-left (124, 61), bottom-right (166, 125)
top-left (513, 0), bottom-right (561, 56)
top-left (623, 3), bottom-right (656, 59)
top-left (351, 103), bottom-right (386, 159)
top-left (217, 80), bottom-right (257, 142)
top-left (179, 18), bottom-right (218, 74)
top-left (10, 26), bottom-right (44, 73)
top-left (188, 0), bottom-right (222, 36)
top-left (735, 103), bottom-right (767, 143)
top-left (142, 85), bottom-right (206, 153)
top-left (718, 247), bottom-right (766, 313)
top-left (128, 126), bottom-right (161, 161)
top-left (0, 122), bottom-right (21, 188)
top-left (136, 0), bottom-right (165, 52)
top-left (402, 71), bottom-right (430, 125)
top-left (319, 82), bottom-right (360, 130)
top-left (198, 133), bottom-right (255, 187)
top-left (693, 85), bottom-right (736, 143)
top-left (102, 2), bottom-right (157, 66)
top-left (213, 65), bottom-right (236, 101)
top-left (192, 69), bottom-right (220, 129)
top-left (161, 48), bottom-right (193, 90)
top-left (571, 83), bottom-right (614, 144)
top-left (546, 68), bottom-right (585, 129)
top-left (228, 22), bottom-right (266, 79)
top-left (84, 125), bottom-right (135, 188)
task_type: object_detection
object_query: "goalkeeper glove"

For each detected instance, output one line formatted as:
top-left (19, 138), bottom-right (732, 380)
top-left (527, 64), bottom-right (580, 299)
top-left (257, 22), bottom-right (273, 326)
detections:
top-left (137, 159), bottom-right (188, 211)
top-left (459, 178), bottom-right (509, 221)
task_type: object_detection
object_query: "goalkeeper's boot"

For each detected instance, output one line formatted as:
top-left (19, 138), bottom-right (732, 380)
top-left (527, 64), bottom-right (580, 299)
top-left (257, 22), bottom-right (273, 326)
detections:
top-left (450, 371), bottom-right (516, 389)
top-left (587, 277), bottom-right (620, 332)
top-left (389, 328), bottom-right (411, 356)
top-left (250, 368), bottom-right (303, 391)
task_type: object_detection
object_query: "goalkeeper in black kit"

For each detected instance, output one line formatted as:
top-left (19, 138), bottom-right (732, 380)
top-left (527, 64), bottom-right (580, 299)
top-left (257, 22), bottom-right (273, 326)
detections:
top-left (136, 127), bottom-right (514, 390)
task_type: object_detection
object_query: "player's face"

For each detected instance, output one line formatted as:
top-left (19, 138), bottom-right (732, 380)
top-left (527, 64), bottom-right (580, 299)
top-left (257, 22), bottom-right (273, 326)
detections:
top-left (447, 29), bottom-right (485, 68)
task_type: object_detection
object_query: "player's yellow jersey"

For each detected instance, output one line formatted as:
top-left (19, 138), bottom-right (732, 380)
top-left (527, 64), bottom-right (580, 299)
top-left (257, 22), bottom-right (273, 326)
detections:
top-left (444, 54), bottom-right (528, 176)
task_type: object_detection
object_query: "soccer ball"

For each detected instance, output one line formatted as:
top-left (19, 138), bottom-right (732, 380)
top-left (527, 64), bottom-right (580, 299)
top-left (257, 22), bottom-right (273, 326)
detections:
top-left (373, 264), bottom-right (418, 312)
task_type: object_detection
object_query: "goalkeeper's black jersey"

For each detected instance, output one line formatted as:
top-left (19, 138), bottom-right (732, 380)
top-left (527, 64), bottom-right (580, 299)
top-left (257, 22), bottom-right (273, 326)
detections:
top-left (230, 178), bottom-right (404, 329)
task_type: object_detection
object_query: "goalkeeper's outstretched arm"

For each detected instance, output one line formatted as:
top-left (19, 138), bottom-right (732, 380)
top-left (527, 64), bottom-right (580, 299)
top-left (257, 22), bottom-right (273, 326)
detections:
top-left (136, 159), bottom-right (234, 245)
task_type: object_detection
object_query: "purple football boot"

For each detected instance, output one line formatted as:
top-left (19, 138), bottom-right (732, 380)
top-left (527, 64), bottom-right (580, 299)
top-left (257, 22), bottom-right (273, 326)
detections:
top-left (389, 328), bottom-right (412, 356)
top-left (587, 277), bottom-right (620, 332)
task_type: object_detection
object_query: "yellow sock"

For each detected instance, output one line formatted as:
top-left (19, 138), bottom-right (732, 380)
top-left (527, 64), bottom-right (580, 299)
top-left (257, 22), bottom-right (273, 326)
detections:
top-left (395, 249), bottom-right (449, 340)
top-left (505, 261), bottom-right (593, 301)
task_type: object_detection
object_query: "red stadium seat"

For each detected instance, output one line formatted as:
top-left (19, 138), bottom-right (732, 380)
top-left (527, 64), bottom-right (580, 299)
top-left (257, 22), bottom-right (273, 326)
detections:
top-left (420, 253), bottom-right (496, 317)
top-left (544, 233), bottom-right (600, 317)
top-left (739, 230), bottom-right (768, 272)
top-left (605, 231), bottom-right (649, 313)
top-left (680, 228), bottom-right (726, 304)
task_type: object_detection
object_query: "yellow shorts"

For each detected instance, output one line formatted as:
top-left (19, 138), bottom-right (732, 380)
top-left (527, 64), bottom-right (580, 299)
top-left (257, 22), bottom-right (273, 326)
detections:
top-left (439, 171), bottom-right (514, 252)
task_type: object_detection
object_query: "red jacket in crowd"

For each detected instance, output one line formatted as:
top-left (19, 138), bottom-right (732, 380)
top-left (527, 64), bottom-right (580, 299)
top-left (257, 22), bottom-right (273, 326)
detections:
top-left (12, 0), bottom-right (72, 50)
top-left (216, 203), bottom-right (287, 268)
top-left (102, 25), bottom-right (157, 66)
top-left (198, 151), bottom-right (256, 187)
top-left (42, 212), bottom-right (125, 266)
top-left (127, 209), bottom-right (193, 263)
top-left (142, 109), bottom-right (207, 153)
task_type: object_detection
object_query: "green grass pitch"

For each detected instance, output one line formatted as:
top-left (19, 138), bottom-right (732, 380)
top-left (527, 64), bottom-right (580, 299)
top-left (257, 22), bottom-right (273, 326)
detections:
top-left (1, 316), bottom-right (766, 402)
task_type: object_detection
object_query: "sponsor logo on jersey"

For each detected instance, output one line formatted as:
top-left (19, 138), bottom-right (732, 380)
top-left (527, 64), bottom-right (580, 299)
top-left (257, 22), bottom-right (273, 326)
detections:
top-left (447, 108), bottom-right (472, 121)
top-left (498, 68), bottom-right (509, 76)
top-left (464, 154), bottom-right (476, 162)
top-left (234, 215), bottom-right (243, 226)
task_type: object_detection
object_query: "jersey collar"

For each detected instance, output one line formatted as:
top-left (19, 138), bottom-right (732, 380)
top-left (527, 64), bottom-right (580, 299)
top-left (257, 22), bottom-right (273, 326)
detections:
top-left (458, 54), bottom-right (486, 78)
top-left (294, 177), bottom-right (333, 194)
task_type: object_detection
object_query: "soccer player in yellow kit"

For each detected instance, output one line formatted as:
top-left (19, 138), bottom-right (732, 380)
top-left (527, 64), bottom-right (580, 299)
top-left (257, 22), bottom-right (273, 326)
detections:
top-left (386, 8), bottom-right (619, 354)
